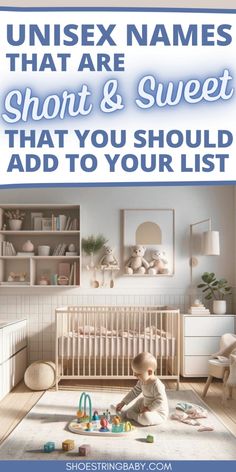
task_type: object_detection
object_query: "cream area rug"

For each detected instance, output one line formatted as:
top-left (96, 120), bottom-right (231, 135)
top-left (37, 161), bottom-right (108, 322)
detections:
top-left (0, 389), bottom-right (235, 460)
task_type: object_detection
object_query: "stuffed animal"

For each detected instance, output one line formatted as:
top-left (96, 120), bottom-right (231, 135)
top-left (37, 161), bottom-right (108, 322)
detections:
top-left (125, 245), bottom-right (149, 274)
top-left (100, 245), bottom-right (119, 268)
top-left (148, 250), bottom-right (169, 275)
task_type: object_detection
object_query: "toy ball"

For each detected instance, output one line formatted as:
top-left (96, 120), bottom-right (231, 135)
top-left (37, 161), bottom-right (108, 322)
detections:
top-left (112, 415), bottom-right (121, 425)
top-left (77, 410), bottom-right (84, 418)
top-left (100, 417), bottom-right (109, 428)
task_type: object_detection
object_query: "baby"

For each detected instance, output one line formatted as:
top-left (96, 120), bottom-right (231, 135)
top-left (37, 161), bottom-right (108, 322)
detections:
top-left (116, 352), bottom-right (169, 426)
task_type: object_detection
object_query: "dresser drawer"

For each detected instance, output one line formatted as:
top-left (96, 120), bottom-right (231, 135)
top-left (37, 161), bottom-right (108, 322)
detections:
top-left (184, 316), bottom-right (234, 337)
top-left (183, 356), bottom-right (210, 376)
top-left (185, 337), bottom-right (220, 355)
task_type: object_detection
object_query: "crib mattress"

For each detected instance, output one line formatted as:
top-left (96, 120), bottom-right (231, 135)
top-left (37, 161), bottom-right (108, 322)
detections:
top-left (58, 333), bottom-right (176, 358)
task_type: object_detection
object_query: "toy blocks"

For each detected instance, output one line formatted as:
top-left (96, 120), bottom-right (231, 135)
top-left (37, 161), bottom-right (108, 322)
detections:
top-left (146, 434), bottom-right (154, 443)
top-left (78, 444), bottom-right (90, 456)
top-left (62, 439), bottom-right (75, 451)
top-left (43, 441), bottom-right (55, 452)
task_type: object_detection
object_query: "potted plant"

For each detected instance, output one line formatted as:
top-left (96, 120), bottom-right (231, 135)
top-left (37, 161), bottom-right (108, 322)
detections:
top-left (82, 234), bottom-right (107, 268)
top-left (197, 272), bottom-right (232, 314)
top-left (4, 209), bottom-right (25, 230)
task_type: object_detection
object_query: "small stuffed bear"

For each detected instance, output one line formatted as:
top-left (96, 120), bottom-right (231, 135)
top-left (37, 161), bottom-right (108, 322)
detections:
top-left (148, 250), bottom-right (169, 275)
top-left (100, 245), bottom-right (119, 268)
top-left (125, 245), bottom-right (149, 275)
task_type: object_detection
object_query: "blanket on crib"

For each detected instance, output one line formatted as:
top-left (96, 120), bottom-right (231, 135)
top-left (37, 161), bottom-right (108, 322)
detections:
top-left (75, 325), bottom-right (167, 337)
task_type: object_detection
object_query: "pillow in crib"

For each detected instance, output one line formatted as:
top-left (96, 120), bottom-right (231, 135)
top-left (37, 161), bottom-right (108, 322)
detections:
top-left (78, 325), bottom-right (96, 335)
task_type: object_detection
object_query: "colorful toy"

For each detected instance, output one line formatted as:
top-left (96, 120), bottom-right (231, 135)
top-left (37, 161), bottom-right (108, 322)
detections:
top-left (112, 423), bottom-right (124, 433)
top-left (78, 444), bottom-right (90, 456)
top-left (62, 439), bottom-right (75, 451)
top-left (85, 422), bottom-right (93, 431)
top-left (99, 417), bottom-right (109, 432)
top-left (43, 441), bottom-right (55, 453)
top-left (103, 409), bottom-right (111, 421)
top-left (69, 393), bottom-right (135, 436)
top-left (124, 421), bottom-right (132, 432)
top-left (92, 410), bottom-right (99, 421)
top-left (146, 434), bottom-right (154, 443)
top-left (77, 392), bottom-right (92, 423)
top-left (112, 415), bottom-right (121, 425)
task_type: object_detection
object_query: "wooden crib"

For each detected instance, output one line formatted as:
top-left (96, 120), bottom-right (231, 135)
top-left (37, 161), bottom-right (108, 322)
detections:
top-left (55, 306), bottom-right (180, 389)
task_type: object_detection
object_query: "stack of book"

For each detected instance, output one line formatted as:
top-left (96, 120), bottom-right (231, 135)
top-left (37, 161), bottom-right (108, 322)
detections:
top-left (188, 302), bottom-right (210, 315)
top-left (0, 241), bottom-right (16, 256)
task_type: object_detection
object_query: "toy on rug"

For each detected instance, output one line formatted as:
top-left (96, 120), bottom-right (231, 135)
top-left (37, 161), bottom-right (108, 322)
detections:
top-left (68, 392), bottom-right (135, 436)
top-left (62, 439), bottom-right (75, 451)
top-left (79, 444), bottom-right (91, 456)
top-left (146, 434), bottom-right (154, 443)
top-left (43, 441), bottom-right (55, 453)
top-left (76, 392), bottom-right (92, 423)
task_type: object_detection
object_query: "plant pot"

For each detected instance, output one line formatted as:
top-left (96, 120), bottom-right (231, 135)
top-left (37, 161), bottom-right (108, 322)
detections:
top-left (213, 300), bottom-right (226, 314)
top-left (9, 219), bottom-right (22, 231)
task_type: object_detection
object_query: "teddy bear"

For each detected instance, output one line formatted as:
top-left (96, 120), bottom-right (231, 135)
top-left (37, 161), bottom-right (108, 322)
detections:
top-left (125, 245), bottom-right (149, 275)
top-left (148, 250), bottom-right (169, 275)
top-left (99, 245), bottom-right (119, 268)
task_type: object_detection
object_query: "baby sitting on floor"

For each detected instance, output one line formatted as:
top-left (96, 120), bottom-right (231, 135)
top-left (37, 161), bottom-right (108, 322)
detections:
top-left (116, 352), bottom-right (169, 426)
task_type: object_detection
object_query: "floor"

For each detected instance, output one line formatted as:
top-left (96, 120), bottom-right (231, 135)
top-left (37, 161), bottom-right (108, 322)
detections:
top-left (0, 378), bottom-right (235, 445)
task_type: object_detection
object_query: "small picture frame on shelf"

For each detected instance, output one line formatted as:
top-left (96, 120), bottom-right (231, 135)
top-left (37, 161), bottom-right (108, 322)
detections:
top-left (42, 218), bottom-right (52, 231)
top-left (31, 212), bottom-right (43, 230)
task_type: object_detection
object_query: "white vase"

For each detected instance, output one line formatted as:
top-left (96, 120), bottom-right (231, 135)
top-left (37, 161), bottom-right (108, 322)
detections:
top-left (213, 300), bottom-right (226, 314)
top-left (9, 219), bottom-right (22, 231)
top-left (22, 240), bottom-right (34, 252)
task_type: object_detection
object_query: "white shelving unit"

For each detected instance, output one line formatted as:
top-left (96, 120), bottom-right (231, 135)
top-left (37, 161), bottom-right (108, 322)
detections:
top-left (0, 204), bottom-right (80, 288)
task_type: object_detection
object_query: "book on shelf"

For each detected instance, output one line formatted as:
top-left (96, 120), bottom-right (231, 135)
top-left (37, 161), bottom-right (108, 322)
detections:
top-left (17, 252), bottom-right (35, 256)
top-left (188, 306), bottom-right (210, 314)
top-left (65, 251), bottom-right (78, 256)
top-left (1, 241), bottom-right (16, 256)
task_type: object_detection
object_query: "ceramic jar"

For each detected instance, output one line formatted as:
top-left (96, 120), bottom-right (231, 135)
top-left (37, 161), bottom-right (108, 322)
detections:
top-left (22, 240), bottom-right (34, 252)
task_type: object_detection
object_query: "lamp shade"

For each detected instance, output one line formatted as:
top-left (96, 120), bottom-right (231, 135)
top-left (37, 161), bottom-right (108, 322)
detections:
top-left (202, 230), bottom-right (220, 255)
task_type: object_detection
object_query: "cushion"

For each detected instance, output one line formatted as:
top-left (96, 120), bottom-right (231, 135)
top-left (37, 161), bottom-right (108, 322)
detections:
top-left (24, 361), bottom-right (56, 391)
top-left (227, 351), bottom-right (236, 387)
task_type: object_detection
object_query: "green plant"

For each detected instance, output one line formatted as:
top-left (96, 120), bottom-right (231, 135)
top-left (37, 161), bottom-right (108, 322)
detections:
top-left (197, 272), bottom-right (232, 300)
top-left (82, 234), bottom-right (107, 255)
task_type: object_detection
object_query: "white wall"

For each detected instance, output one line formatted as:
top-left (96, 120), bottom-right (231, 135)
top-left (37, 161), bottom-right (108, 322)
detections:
top-left (0, 185), bottom-right (234, 291)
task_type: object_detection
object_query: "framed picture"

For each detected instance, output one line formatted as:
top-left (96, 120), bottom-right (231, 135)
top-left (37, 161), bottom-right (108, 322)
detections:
top-left (31, 212), bottom-right (43, 230)
top-left (42, 217), bottom-right (52, 231)
top-left (122, 209), bottom-right (175, 276)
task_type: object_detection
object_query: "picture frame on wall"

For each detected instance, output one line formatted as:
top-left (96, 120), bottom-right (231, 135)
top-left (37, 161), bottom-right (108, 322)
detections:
top-left (122, 209), bottom-right (175, 276)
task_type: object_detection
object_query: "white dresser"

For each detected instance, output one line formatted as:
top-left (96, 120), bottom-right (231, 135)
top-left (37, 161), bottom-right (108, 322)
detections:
top-left (0, 319), bottom-right (27, 401)
top-left (181, 314), bottom-right (236, 377)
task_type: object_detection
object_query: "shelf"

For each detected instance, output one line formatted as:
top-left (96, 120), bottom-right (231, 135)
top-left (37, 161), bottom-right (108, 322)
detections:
top-left (0, 204), bottom-right (81, 289)
top-left (0, 231), bottom-right (80, 235)
top-left (0, 256), bottom-right (80, 259)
